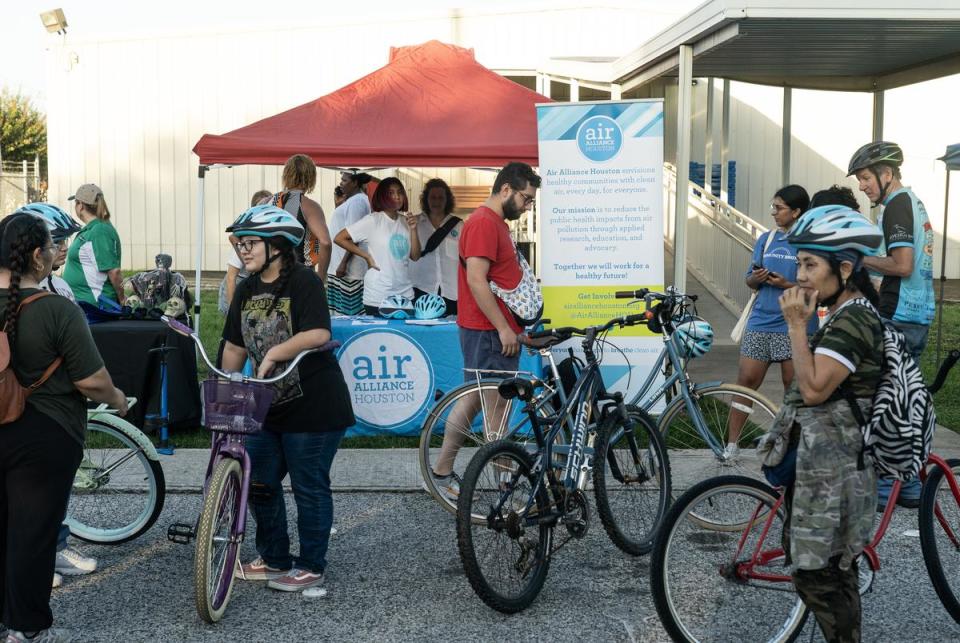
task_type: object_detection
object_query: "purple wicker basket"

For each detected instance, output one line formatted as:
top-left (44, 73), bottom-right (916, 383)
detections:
top-left (202, 379), bottom-right (275, 435)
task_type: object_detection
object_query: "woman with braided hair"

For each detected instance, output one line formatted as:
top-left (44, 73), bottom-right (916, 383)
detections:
top-left (221, 205), bottom-right (354, 594)
top-left (0, 212), bottom-right (126, 641)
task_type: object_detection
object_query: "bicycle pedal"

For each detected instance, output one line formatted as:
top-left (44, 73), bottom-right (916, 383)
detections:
top-left (167, 523), bottom-right (195, 544)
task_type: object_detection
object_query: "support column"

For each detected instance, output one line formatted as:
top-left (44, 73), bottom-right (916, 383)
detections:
top-left (610, 83), bottom-right (622, 100)
top-left (569, 78), bottom-right (580, 102)
top-left (673, 45), bottom-right (694, 293)
top-left (541, 74), bottom-right (551, 99)
top-left (704, 78), bottom-right (715, 193)
top-left (720, 79), bottom-right (730, 203)
top-left (872, 90), bottom-right (884, 141)
top-left (781, 87), bottom-right (792, 186)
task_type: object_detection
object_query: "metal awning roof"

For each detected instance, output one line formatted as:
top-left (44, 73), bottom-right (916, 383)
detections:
top-left (609, 0), bottom-right (960, 92)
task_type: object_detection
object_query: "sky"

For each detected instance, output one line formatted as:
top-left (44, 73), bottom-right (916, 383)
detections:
top-left (1, 0), bottom-right (698, 107)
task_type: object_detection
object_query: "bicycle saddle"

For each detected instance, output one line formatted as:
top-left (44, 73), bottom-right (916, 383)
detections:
top-left (519, 333), bottom-right (563, 349)
top-left (498, 377), bottom-right (537, 402)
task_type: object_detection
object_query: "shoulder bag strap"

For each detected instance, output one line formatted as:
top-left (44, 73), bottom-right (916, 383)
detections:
top-left (8, 291), bottom-right (64, 389)
top-left (421, 217), bottom-right (460, 256)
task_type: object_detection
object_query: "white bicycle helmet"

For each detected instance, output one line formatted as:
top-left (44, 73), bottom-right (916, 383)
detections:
top-left (225, 204), bottom-right (304, 245)
top-left (378, 295), bottom-right (414, 320)
top-left (16, 203), bottom-right (81, 242)
top-left (672, 318), bottom-right (714, 359)
top-left (414, 294), bottom-right (446, 320)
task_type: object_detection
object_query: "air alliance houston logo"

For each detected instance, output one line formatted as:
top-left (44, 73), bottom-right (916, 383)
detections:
top-left (576, 115), bottom-right (623, 162)
top-left (337, 329), bottom-right (434, 429)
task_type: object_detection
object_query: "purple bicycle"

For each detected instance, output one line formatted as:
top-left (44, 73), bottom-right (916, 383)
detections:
top-left (161, 316), bottom-right (339, 623)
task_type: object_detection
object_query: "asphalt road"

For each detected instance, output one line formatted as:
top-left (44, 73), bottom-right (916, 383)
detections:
top-left (51, 491), bottom-right (960, 642)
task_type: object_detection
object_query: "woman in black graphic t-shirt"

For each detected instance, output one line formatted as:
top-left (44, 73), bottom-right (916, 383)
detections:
top-left (221, 204), bottom-right (354, 594)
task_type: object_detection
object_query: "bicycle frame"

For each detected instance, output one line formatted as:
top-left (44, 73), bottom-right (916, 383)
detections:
top-left (728, 456), bottom-right (960, 586)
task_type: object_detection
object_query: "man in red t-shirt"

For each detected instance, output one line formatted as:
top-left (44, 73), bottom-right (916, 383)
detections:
top-left (428, 162), bottom-right (541, 500)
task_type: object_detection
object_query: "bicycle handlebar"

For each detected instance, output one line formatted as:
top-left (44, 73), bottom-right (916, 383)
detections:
top-left (161, 315), bottom-right (340, 384)
top-left (928, 349), bottom-right (960, 395)
top-left (525, 312), bottom-right (647, 342)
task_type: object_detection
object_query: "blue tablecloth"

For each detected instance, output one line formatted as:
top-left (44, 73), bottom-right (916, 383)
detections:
top-left (331, 317), bottom-right (541, 437)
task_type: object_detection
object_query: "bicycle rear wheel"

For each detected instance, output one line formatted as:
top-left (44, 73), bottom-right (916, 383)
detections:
top-left (194, 458), bottom-right (244, 624)
top-left (919, 458), bottom-right (960, 623)
top-left (593, 405), bottom-right (670, 556)
top-left (456, 440), bottom-right (553, 613)
top-left (650, 476), bottom-right (808, 642)
top-left (658, 384), bottom-right (777, 493)
top-left (67, 419), bottom-right (166, 544)
top-left (420, 379), bottom-right (552, 519)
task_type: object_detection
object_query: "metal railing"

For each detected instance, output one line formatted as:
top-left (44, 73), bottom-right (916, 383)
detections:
top-left (663, 162), bottom-right (768, 314)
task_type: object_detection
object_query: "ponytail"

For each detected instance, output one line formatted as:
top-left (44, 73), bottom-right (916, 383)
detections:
top-left (0, 214), bottom-right (49, 344)
top-left (94, 195), bottom-right (111, 221)
top-left (848, 267), bottom-right (879, 308)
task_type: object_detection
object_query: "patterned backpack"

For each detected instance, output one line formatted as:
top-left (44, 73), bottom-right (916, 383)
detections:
top-left (839, 298), bottom-right (936, 481)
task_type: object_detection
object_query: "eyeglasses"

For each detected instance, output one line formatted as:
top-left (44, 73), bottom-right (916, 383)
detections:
top-left (41, 244), bottom-right (57, 254)
top-left (769, 203), bottom-right (791, 213)
top-left (514, 190), bottom-right (536, 206)
top-left (233, 239), bottom-right (262, 253)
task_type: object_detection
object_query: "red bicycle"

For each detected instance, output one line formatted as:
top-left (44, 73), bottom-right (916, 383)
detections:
top-left (649, 350), bottom-right (960, 642)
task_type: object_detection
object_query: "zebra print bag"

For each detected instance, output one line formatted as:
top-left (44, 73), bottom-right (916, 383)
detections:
top-left (838, 298), bottom-right (935, 481)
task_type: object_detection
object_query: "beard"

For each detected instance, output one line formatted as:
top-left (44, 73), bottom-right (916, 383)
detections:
top-left (503, 199), bottom-right (523, 221)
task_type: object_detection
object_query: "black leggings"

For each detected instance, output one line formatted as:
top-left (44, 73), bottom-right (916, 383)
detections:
top-left (0, 405), bottom-right (82, 631)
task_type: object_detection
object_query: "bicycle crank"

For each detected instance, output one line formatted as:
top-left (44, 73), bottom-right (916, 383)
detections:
top-left (562, 490), bottom-right (590, 539)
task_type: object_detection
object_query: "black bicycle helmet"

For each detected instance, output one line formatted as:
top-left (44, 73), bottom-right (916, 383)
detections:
top-left (847, 141), bottom-right (903, 176)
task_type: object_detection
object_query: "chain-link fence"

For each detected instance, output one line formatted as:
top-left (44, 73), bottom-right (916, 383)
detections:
top-left (0, 160), bottom-right (43, 214)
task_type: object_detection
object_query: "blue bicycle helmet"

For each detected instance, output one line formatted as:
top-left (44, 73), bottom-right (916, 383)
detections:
top-left (15, 203), bottom-right (81, 242)
top-left (786, 205), bottom-right (883, 265)
top-left (226, 204), bottom-right (304, 245)
top-left (414, 294), bottom-right (447, 320)
top-left (672, 318), bottom-right (714, 359)
top-left (378, 295), bottom-right (414, 320)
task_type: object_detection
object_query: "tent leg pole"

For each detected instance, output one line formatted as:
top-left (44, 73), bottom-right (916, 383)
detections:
top-left (194, 165), bottom-right (207, 332)
top-left (937, 171), bottom-right (951, 369)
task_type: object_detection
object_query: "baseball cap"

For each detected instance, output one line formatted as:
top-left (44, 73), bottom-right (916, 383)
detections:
top-left (68, 183), bottom-right (103, 205)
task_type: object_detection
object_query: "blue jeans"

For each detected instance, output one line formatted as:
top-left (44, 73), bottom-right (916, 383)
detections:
top-left (245, 429), bottom-right (345, 574)
top-left (876, 319), bottom-right (929, 505)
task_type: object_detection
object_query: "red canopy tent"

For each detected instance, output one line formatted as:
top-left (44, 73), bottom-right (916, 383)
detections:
top-left (189, 40), bottom-right (549, 325)
top-left (192, 40), bottom-right (549, 167)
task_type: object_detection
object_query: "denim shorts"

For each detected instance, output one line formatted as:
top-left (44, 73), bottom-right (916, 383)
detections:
top-left (460, 328), bottom-right (520, 381)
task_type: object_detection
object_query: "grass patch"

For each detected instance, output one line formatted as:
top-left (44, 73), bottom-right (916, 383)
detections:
top-left (921, 303), bottom-right (960, 432)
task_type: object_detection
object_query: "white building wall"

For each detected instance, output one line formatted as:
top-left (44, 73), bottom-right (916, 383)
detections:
top-left (44, 5), bottom-right (657, 271)
top-left (667, 76), bottom-right (960, 277)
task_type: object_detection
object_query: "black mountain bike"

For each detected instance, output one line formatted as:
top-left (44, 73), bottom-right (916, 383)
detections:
top-left (455, 312), bottom-right (671, 613)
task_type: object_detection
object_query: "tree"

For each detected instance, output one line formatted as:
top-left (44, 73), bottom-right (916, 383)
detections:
top-left (0, 88), bottom-right (46, 174)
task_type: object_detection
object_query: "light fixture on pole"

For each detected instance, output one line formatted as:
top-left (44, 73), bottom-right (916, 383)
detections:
top-left (935, 143), bottom-right (960, 368)
top-left (39, 8), bottom-right (68, 35)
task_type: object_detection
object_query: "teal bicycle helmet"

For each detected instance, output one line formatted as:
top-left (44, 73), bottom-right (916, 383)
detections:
top-left (226, 204), bottom-right (304, 245)
top-left (414, 294), bottom-right (447, 320)
top-left (378, 295), bottom-right (414, 320)
top-left (15, 203), bottom-right (81, 242)
top-left (672, 318), bottom-right (714, 359)
top-left (786, 205), bottom-right (883, 263)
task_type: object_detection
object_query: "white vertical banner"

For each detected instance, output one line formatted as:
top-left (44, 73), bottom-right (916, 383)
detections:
top-left (536, 100), bottom-right (665, 403)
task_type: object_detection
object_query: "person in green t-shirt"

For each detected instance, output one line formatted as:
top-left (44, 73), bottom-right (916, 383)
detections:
top-left (0, 212), bottom-right (127, 640)
top-left (61, 183), bottom-right (124, 306)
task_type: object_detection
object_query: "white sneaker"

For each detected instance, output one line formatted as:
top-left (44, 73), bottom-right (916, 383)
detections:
top-left (51, 572), bottom-right (62, 589)
top-left (55, 546), bottom-right (97, 576)
top-left (428, 471), bottom-right (461, 503)
top-left (722, 443), bottom-right (740, 464)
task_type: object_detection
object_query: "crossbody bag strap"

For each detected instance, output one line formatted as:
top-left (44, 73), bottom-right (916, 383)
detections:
top-left (421, 217), bottom-right (460, 256)
top-left (2, 291), bottom-right (53, 332)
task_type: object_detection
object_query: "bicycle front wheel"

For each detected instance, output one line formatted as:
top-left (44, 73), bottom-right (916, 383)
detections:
top-left (194, 458), bottom-right (244, 624)
top-left (420, 379), bottom-right (551, 518)
top-left (67, 419), bottom-right (166, 544)
top-left (456, 440), bottom-right (553, 613)
top-left (650, 476), bottom-right (808, 643)
top-left (593, 406), bottom-right (671, 556)
top-left (659, 384), bottom-right (777, 492)
top-left (919, 458), bottom-right (960, 623)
